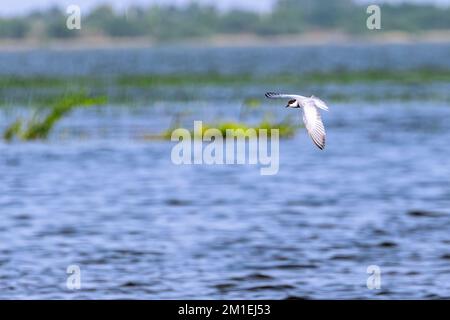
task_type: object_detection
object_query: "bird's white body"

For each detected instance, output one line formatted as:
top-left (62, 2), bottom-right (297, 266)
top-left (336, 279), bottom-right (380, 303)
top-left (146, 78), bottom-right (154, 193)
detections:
top-left (265, 92), bottom-right (329, 150)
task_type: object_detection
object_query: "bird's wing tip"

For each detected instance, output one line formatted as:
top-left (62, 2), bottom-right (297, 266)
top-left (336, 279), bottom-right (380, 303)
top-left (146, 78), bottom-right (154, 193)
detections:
top-left (265, 92), bottom-right (279, 98)
top-left (313, 140), bottom-right (325, 150)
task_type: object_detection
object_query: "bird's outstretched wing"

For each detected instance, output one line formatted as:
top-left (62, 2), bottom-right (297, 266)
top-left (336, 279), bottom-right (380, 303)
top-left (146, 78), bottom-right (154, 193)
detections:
top-left (265, 92), bottom-right (304, 100)
top-left (266, 92), bottom-right (329, 111)
top-left (302, 102), bottom-right (326, 150)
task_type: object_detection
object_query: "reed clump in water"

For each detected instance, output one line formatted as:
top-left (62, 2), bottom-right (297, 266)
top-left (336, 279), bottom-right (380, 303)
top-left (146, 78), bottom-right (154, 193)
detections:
top-left (3, 93), bottom-right (107, 141)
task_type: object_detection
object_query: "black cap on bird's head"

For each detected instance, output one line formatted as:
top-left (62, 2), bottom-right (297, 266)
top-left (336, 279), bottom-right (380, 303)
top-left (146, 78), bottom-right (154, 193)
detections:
top-left (286, 99), bottom-right (298, 108)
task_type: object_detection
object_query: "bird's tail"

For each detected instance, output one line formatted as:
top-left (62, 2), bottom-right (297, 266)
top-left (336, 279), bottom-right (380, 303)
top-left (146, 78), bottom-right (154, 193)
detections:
top-left (310, 96), bottom-right (329, 111)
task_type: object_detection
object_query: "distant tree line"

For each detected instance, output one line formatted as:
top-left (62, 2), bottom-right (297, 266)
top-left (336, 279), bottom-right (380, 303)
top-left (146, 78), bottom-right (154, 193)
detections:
top-left (1, 0), bottom-right (449, 40)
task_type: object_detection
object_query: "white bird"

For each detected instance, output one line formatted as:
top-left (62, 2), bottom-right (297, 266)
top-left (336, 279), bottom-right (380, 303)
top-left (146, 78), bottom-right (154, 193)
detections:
top-left (265, 92), bottom-right (329, 150)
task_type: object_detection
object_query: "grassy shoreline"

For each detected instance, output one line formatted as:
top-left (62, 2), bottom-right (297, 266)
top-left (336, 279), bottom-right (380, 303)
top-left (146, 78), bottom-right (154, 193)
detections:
top-left (3, 68), bottom-right (450, 86)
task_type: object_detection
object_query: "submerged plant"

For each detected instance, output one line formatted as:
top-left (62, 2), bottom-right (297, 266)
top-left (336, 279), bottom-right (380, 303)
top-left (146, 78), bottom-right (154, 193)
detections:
top-left (3, 93), bottom-right (107, 141)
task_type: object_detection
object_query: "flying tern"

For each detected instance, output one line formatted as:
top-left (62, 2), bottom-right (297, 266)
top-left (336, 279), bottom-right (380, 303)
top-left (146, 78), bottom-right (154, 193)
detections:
top-left (265, 92), bottom-right (329, 150)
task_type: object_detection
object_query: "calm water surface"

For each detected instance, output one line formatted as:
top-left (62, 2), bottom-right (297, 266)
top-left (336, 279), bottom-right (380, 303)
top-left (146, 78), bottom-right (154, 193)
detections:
top-left (1, 43), bottom-right (450, 76)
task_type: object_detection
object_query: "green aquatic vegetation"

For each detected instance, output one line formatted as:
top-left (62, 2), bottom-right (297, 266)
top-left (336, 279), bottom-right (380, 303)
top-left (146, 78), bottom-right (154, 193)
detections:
top-left (3, 93), bottom-right (107, 141)
top-left (116, 73), bottom-right (258, 88)
top-left (2, 68), bottom-right (450, 92)
top-left (116, 69), bottom-right (450, 87)
top-left (0, 76), bottom-right (65, 88)
top-left (258, 119), bottom-right (298, 138)
top-left (303, 69), bottom-right (450, 84)
top-left (3, 118), bottom-right (22, 141)
top-left (2, 68), bottom-right (450, 107)
top-left (211, 120), bottom-right (298, 138)
top-left (0, 69), bottom-right (445, 90)
top-left (156, 118), bottom-right (298, 141)
top-left (243, 98), bottom-right (262, 108)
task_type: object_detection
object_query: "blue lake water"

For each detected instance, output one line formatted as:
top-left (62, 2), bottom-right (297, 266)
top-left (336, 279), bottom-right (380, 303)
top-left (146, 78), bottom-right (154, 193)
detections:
top-left (1, 43), bottom-right (450, 76)
top-left (0, 44), bottom-right (450, 299)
